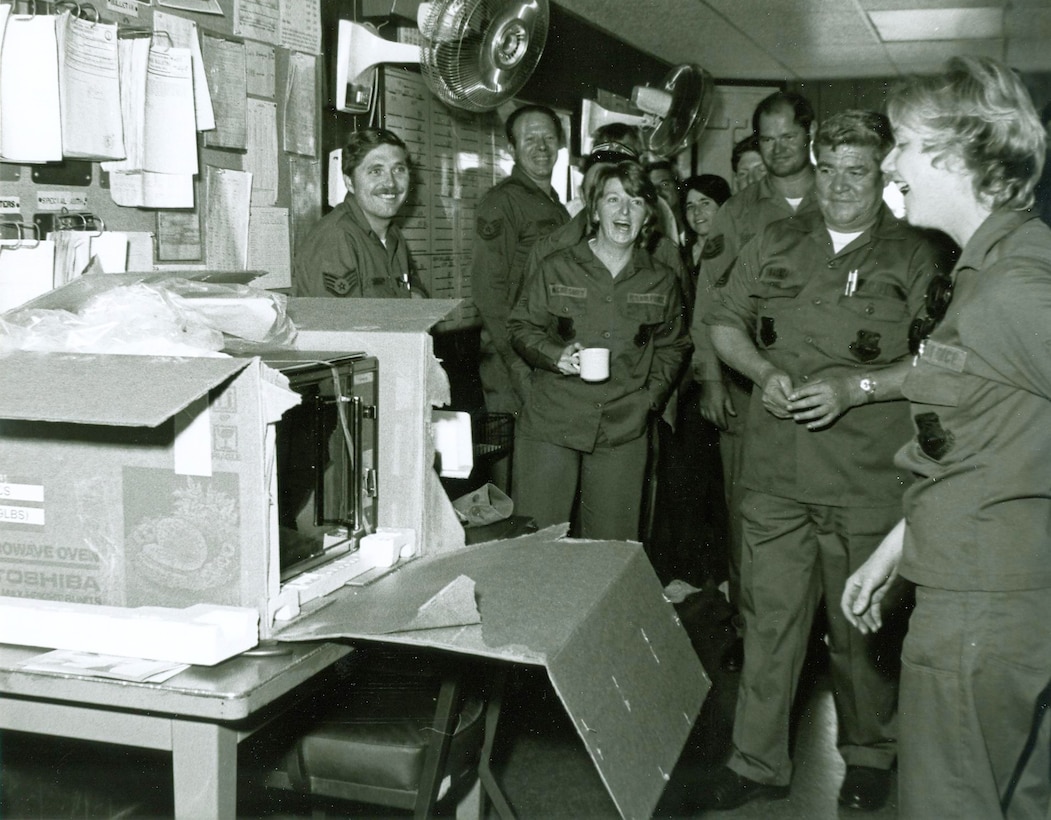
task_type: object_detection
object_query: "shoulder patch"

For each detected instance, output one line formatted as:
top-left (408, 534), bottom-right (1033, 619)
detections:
top-left (477, 216), bottom-right (504, 240)
top-left (628, 292), bottom-right (669, 306)
top-left (550, 284), bottom-right (587, 298)
top-left (322, 271), bottom-right (354, 296)
top-left (701, 235), bottom-right (724, 259)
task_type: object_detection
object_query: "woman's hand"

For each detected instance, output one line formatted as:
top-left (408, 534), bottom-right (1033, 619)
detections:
top-left (556, 342), bottom-right (585, 375)
top-left (841, 519), bottom-right (906, 634)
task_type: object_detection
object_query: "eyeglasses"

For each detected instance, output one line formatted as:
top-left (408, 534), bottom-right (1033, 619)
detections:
top-left (908, 274), bottom-right (954, 355)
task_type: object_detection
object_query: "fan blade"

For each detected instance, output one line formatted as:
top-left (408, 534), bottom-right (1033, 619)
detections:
top-left (420, 0), bottom-right (549, 112)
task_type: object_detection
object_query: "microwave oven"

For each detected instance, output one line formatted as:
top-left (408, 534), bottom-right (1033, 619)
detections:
top-left (259, 351), bottom-right (379, 583)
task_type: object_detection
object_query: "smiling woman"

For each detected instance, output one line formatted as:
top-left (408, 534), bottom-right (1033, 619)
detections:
top-left (507, 160), bottom-right (691, 542)
top-left (842, 56), bottom-right (1051, 820)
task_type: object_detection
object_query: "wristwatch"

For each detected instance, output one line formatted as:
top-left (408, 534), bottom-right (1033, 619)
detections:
top-left (859, 376), bottom-right (877, 403)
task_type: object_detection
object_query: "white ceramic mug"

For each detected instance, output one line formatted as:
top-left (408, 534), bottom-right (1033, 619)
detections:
top-left (578, 347), bottom-right (610, 382)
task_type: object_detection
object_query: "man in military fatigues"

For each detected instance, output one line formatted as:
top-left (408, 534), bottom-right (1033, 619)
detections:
top-left (690, 91), bottom-right (820, 670)
top-left (697, 110), bottom-right (951, 813)
top-left (293, 128), bottom-right (425, 298)
top-left (472, 105), bottom-right (569, 432)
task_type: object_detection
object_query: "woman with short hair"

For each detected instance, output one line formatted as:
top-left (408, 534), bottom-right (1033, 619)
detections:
top-left (842, 56), bottom-right (1051, 819)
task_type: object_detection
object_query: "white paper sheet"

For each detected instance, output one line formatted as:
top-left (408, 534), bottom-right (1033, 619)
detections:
top-left (204, 166), bottom-right (252, 270)
top-left (58, 11), bottom-right (124, 160)
top-left (143, 46), bottom-right (198, 175)
top-left (0, 239), bottom-right (57, 312)
top-left (245, 98), bottom-right (278, 205)
top-left (247, 207), bottom-right (291, 289)
top-left (0, 14), bottom-right (62, 162)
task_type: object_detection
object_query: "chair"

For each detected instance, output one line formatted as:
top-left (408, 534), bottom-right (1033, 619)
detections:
top-left (262, 647), bottom-right (513, 820)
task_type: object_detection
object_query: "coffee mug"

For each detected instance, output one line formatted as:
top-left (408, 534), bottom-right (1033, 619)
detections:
top-left (578, 347), bottom-right (610, 382)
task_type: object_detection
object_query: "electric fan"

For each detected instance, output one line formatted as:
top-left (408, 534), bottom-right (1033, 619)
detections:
top-left (335, 0), bottom-right (548, 113)
top-left (581, 64), bottom-right (716, 157)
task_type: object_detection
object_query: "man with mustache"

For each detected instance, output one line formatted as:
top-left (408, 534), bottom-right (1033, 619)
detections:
top-left (293, 127), bottom-right (426, 298)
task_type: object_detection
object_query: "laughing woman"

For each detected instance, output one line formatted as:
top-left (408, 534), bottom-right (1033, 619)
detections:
top-left (841, 57), bottom-right (1051, 820)
top-left (508, 161), bottom-right (691, 541)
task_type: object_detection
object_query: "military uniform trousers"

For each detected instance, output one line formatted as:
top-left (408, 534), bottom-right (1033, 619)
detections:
top-left (729, 490), bottom-right (900, 786)
top-left (512, 431), bottom-right (647, 542)
top-left (900, 586), bottom-right (1051, 820)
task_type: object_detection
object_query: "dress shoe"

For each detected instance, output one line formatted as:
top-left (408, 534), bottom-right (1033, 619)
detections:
top-left (838, 765), bottom-right (891, 811)
top-left (696, 766), bottom-right (789, 810)
top-left (721, 637), bottom-right (744, 673)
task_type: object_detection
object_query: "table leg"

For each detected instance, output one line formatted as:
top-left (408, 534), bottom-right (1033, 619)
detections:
top-left (171, 720), bottom-right (239, 820)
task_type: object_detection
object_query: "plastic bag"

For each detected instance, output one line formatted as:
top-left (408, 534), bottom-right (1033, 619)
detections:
top-left (0, 278), bottom-right (297, 357)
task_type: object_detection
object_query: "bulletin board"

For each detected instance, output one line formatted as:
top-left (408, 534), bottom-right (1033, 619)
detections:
top-left (0, 0), bottom-right (322, 297)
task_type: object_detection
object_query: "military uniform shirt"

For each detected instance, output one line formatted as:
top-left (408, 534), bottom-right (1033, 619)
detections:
top-left (509, 236), bottom-right (692, 452)
top-left (706, 204), bottom-right (944, 506)
top-left (690, 174), bottom-right (821, 380)
top-left (472, 165), bottom-right (568, 401)
top-left (292, 195), bottom-right (422, 298)
top-left (898, 210), bottom-right (1051, 591)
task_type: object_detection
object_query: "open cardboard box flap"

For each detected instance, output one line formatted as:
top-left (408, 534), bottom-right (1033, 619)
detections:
top-left (274, 528), bottom-right (711, 820)
top-left (0, 352), bottom-right (255, 427)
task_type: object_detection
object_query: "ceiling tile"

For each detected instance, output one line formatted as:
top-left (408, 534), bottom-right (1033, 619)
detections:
top-left (550, 0), bottom-right (1051, 82)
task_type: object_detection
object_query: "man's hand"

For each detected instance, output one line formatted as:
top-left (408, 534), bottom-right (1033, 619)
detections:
top-left (787, 375), bottom-right (859, 430)
top-left (698, 380), bottom-right (736, 430)
top-left (841, 519), bottom-right (906, 635)
top-left (759, 371), bottom-right (794, 419)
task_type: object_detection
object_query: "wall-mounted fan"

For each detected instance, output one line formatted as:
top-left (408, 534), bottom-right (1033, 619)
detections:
top-left (335, 0), bottom-right (549, 113)
top-left (581, 64), bottom-right (716, 157)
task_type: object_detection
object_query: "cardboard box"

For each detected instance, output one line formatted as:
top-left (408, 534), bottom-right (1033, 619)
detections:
top-left (0, 352), bottom-right (292, 624)
top-left (274, 527), bottom-right (711, 820)
top-left (0, 280), bottom-right (467, 639)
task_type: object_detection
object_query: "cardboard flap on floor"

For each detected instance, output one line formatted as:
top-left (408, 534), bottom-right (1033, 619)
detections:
top-left (274, 532), bottom-right (711, 820)
top-left (0, 351), bottom-right (256, 427)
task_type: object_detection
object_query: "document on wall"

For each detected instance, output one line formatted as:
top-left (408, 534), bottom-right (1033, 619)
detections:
top-left (52, 230), bottom-right (130, 286)
top-left (157, 210), bottom-right (202, 261)
top-left (245, 98), bottom-right (278, 205)
top-left (204, 166), bottom-right (252, 270)
top-left (283, 51), bottom-right (317, 157)
top-left (57, 11), bottom-right (124, 160)
top-left (153, 11), bottom-right (215, 132)
top-left (143, 46), bottom-right (199, 175)
top-left (0, 238), bottom-right (57, 312)
top-left (247, 206), bottom-right (291, 289)
top-left (201, 33), bottom-right (247, 150)
top-left (234, 0), bottom-right (279, 46)
top-left (0, 13), bottom-right (62, 163)
top-left (0, 4), bottom-right (7, 151)
top-left (278, 0), bottom-right (321, 54)
top-left (100, 35), bottom-right (194, 208)
top-left (108, 170), bottom-right (195, 209)
top-left (245, 41), bottom-right (275, 98)
top-left (102, 36), bottom-right (150, 173)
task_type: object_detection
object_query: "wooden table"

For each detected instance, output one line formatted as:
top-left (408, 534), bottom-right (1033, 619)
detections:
top-left (0, 640), bottom-right (351, 819)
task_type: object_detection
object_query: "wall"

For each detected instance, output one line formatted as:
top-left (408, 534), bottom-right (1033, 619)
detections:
top-left (0, 0), bottom-right (318, 284)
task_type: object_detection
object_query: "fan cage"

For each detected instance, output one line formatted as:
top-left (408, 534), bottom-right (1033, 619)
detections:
top-left (419, 0), bottom-right (549, 113)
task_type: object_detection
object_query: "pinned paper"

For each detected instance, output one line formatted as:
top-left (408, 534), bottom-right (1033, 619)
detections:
top-left (0, 13), bottom-right (62, 162)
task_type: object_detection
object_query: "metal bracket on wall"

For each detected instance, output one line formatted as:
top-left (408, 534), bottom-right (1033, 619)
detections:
top-left (31, 160), bottom-right (93, 187)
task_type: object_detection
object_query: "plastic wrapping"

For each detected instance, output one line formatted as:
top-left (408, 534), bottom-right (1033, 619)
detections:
top-left (0, 278), bottom-right (297, 357)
